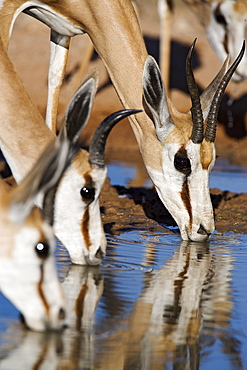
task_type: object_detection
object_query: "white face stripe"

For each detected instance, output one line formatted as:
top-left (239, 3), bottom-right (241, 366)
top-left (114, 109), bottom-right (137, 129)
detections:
top-left (147, 140), bottom-right (215, 242)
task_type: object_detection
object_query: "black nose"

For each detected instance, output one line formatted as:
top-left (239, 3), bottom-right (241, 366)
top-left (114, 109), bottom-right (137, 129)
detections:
top-left (95, 247), bottom-right (105, 260)
top-left (197, 224), bottom-right (211, 237)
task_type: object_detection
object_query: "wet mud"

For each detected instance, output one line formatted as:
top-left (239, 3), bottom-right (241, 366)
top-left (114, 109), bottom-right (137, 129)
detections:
top-left (100, 177), bottom-right (247, 236)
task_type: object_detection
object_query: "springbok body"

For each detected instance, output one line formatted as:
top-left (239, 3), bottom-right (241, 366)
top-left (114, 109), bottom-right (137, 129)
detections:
top-left (157, 0), bottom-right (247, 84)
top-left (0, 33), bottom-right (138, 265)
top-left (0, 0), bottom-right (243, 243)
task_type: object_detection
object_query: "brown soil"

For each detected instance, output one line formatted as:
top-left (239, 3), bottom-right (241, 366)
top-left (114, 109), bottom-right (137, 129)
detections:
top-left (100, 178), bottom-right (247, 235)
top-left (2, 0), bottom-right (247, 236)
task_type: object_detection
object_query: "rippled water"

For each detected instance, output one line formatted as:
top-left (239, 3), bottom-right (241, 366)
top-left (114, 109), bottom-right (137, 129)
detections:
top-left (0, 163), bottom-right (247, 369)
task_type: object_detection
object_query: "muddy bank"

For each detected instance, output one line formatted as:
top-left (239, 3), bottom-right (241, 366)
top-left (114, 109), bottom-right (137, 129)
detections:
top-left (100, 178), bottom-right (247, 236)
top-left (2, 169), bottom-right (246, 236)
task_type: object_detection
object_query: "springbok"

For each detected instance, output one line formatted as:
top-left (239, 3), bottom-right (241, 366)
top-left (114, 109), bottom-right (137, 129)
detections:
top-left (0, 0), bottom-right (243, 242)
top-left (157, 0), bottom-right (247, 86)
top-left (141, 40), bottom-right (244, 241)
top-left (0, 33), bottom-right (139, 265)
top-left (0, 76), bottom-right (95, 331)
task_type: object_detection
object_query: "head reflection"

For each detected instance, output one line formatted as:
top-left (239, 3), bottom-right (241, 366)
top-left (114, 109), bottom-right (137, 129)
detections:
top-left (96, 239), bottom-right (242, 369)
top-left (0, 239), bottom-right (242, 369)
top-left (0, 264), bottom-right (104, 369)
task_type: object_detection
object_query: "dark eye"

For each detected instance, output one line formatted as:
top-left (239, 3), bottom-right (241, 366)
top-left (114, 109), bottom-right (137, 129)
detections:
top-left (214, 8), bottom-right (227, 27)
top-left (174, 154), bottom-right (191, 175)
top-left (35, 242), bottom-right (50, 259)
top-left (80, 187), bottom-right (95, 203)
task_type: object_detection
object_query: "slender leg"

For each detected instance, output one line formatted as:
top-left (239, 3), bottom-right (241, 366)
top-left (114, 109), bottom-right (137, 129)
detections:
top-left (158, 0), bottom-right (173, 90)
top-left (46, 30), bottom-right (70, 132)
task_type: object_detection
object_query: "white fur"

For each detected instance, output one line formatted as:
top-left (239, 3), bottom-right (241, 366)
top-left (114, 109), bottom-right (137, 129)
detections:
top-left (207, 0), bottom-right (247, 81)
top-left (11, 1), bottom-right (84, 38)
top-left (147, 141), bottom-right (215, 242)
top-left (53, 163), bottom-right (107, 265)
top-left (0, 224), bottom-right (65, 331)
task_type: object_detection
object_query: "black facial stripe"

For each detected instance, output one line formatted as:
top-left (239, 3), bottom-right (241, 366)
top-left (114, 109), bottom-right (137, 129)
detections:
top-left (81, 208), bottom-right (90, 250)
top-left (181, 178), bottom-right (193, 230)
top-left (37, 264), bottom-right (49, 315)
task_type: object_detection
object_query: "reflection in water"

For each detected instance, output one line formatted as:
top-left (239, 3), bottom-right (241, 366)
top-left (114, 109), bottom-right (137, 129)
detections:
top-left (60, 265), bottom-right (104, 369)
top-left (0, 235), bottom-right (244, 368)
top-left (95, 240), bottom-right (242, 369)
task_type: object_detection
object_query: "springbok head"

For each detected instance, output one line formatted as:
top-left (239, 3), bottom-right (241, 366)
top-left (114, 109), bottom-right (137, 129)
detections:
top-left (207, 0), bottom-right (247, 81)
top-left (0, 100), bottom-right (88, 331)
top-left (142, 40), bottom-right (245, 242)
top-left (51, 72), bottom-right (140, 265)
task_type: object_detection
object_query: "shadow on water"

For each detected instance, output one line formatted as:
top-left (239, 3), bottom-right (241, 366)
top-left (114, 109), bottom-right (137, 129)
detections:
top-left (0, 231), bottom-right (247, 369)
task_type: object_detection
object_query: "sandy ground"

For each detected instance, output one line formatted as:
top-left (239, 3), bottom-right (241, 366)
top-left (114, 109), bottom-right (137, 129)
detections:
top-left (1, 0), bottom-right (247, 235)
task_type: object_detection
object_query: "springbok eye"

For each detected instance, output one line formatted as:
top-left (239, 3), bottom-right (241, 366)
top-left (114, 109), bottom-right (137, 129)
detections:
top-left (35, 242), bottom-right (50, 259)
top-left (80, 186), bottom-right (95, 203)
top-left (214, 8), bottom-right (227, 27)
top-left (174, 153), bottom-right (191, 175)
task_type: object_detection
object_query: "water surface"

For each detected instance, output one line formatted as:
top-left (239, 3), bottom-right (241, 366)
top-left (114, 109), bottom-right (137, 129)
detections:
top-left (0, 231), bottom-right (247, 369)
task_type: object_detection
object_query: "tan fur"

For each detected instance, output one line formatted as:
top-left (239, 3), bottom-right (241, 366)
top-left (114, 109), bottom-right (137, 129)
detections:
top-left (72, 150), bottom-right (91, 173)
top-left (163, 102), bottom-right (193, 145)
top-left (200, 140), bottom-right (214, 169)
top-left (233, 0), bottom-right (247, 15)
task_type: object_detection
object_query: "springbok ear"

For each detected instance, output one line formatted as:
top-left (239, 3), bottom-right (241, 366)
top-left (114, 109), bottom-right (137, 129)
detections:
top-left (42, 70), bottom-right (99, 225)
top-left (65, 69), bottom-right (98, 146)
top-left (142, 56), bottom-right (174, 141)
top-left (9, 132), bottom-right (70, 225)
top-left (200, 55), bottom-right (230, 120)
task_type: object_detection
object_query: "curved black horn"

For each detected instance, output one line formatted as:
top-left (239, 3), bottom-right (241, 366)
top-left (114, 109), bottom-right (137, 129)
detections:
top-left (186, 39), bottom-right (204, 144)
top-left (89, 109), bottom-right (142, 169)
top-left (205, 41), bottom-right (245, 142)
